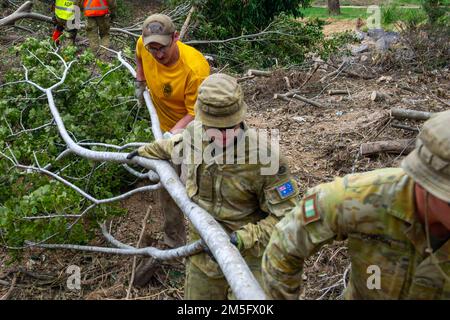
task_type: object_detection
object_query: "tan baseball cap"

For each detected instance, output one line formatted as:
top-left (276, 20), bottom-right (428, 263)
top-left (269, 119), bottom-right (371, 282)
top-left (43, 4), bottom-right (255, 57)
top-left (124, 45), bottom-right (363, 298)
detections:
top-left (142, 14), bottom-right (176, 46)
top-left (195, 74), bottom-right (247, 128)
top-left (402, 110), bottom-right (450, 202)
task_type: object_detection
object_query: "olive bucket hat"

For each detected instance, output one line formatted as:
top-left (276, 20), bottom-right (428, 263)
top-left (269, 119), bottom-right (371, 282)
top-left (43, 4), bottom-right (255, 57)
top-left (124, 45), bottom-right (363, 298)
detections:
top-left (195, 73), bottom-right (247, 128)
top-left (402, 110), bottom-right (450, 202)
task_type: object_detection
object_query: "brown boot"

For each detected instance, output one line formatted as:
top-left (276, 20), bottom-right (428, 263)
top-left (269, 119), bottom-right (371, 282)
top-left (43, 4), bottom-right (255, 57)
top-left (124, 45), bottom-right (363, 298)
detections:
top-left (132, 234), bottom-right (162, 288)
top-left (132, 256), bottom-right (161, 288)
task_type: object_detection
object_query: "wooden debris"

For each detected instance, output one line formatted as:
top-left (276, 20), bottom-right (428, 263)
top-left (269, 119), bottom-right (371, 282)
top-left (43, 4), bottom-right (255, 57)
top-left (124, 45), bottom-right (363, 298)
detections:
top-left (246, 69), bottom-right (272, 77)
top-left (179, 5), bottom-right (196, 41)
top-left (391, 123), bottom-right (420, 132)
top-left (299, 63), bottom-right (320, 89)
top-left (273, 90), bottom-right (301, 101)
top-left (328, 90), bottom-right (348, 95)
top-left (360, 139), bottom-right (415, 156)
top-left (390, 108), bottom-right (433, 121)
top-left (319, 61), bottom-right (347, 83)
top-left (292, 94), bottom-right (324, 108)
top-left (371, 91), bottom-right (390, 102)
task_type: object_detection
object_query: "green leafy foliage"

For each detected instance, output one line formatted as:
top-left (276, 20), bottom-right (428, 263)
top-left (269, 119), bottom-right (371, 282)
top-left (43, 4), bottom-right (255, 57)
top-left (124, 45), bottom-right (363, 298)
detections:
top-left (0, 39), bottom-right (153, 253)
top-left (166, 1), bottom-right (354, 71)
top-left (193, 14), bottom-right (356, 70)
top-left (186, 0), bottom-right (311, 34)
top-left (381, 4), bottom-right (428, 27)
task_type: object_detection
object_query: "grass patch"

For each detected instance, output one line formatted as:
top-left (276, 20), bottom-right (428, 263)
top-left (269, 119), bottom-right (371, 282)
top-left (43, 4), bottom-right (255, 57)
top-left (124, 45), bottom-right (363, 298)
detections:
top-left (301, 7), bottom-right (369, 20)
top-left (301, 5), bottom-right (427, 29)
top-left (311, 0), bottom-right (423, 5)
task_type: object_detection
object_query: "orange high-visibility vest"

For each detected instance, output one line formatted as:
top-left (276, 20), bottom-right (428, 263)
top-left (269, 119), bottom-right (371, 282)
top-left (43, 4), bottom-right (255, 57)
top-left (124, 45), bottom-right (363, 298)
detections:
top-left (83, 0), bottom-right (109, 17)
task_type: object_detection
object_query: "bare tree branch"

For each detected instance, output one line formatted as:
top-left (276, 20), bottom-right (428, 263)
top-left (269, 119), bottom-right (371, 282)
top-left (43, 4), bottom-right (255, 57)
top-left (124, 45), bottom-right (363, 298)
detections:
top-left (25, 239), bottom-right (204, 260)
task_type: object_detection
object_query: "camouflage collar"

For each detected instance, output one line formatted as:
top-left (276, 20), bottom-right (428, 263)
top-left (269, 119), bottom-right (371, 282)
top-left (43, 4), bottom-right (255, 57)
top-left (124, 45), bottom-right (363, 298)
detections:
top-left (389, 173), bottom-right (416, 225)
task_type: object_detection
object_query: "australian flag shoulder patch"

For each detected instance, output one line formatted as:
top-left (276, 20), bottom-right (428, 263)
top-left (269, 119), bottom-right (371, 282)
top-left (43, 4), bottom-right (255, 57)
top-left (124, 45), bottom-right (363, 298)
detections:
top-left (276, 180), bottom-right (295, 199)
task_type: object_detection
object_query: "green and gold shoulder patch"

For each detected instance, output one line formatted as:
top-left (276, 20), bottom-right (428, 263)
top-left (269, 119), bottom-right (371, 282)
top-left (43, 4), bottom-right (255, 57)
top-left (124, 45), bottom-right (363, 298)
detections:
top-left (303, 194), bottom-right (320, 224)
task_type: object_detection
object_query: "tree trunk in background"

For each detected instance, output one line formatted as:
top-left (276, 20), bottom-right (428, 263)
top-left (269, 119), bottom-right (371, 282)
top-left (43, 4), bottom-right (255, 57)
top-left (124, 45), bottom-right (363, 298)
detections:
top-left (327, 0), bottom-right (341, 16)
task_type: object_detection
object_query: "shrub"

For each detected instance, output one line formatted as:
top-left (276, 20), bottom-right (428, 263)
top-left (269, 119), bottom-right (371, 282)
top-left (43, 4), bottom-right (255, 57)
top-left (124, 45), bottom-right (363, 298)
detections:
top-left (0, 39), bottom-right (152, 252)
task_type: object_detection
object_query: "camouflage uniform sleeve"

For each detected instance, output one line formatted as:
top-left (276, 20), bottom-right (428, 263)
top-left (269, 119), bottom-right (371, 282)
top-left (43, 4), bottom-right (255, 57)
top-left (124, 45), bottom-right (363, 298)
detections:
top-left (262, 177), bottom-right (347, 299)
top-left (235, 158), bottom-right (300, 257)
top-left (138, 134), bottom-right (183, 160)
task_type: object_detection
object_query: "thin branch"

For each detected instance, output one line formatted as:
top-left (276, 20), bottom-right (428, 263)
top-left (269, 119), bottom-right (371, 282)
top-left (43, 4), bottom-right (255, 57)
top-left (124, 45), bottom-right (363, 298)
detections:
top-left (16, 163), bottom-right (161, 205)
top-left (7, 121), bottom-right (54, 138)
top-left (22, 214), bottom-right (82, 220)
top-left (0, 273), bottom-right (17, 300)
top-left (25, 239), bottom-right (204, 260)
top-left (179, 5), bottom-right (196, 41)
top-left (185, 30), bottom-right (294, 45)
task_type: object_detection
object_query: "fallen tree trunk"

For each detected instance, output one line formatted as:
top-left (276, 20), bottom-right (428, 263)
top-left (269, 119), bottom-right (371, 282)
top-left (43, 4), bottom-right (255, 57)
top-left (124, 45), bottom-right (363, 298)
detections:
top-left (0, 1), bottom-right (51, 27)
top-left (360, 139), bottom-right (415, 156)
top-left (390, 107), bottom-right (433, 121)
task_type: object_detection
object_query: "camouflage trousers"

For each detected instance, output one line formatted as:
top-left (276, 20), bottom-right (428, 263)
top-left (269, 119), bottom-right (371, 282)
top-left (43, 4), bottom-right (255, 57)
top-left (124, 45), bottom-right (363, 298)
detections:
top-left (184, 254), bottom-right (263, 300)
top-left (86, 16), bottom-right (110, 52)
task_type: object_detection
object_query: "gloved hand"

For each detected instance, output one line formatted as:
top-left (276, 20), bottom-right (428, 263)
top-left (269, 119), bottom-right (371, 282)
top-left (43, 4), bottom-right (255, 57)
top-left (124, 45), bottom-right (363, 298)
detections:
top-left (163, 131), bottom-right (173, 140)
top-left (204, 232), bottom-right (243, 262)
top-left (230, 232), bottom-right (243, 251)
top-left (127, 150), bottom-right (139, 160)
top-left (135, 80), bottom-right (146, 107)
top-left (110, 12), bottom-right (116, 21)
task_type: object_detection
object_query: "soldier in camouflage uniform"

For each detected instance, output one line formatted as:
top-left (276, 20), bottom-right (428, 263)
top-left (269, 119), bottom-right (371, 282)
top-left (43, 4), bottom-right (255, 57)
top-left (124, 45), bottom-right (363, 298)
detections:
top-left (77, 0), bottom-right (116, 52)
top-left (128, 74), bottom-right (300, 299)
top-left (262, 110), bottom-right (450, 300)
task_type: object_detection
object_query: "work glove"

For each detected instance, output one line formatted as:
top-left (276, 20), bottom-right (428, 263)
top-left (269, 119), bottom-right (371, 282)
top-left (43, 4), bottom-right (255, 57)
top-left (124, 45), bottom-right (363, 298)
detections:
top-left (203, 232), bottom-right (243, 262)
top-left (126, 150), bottom-right (139, 160)
top-left (135, 80), bottom-right (146, 107)
top-left (230, 232), bottom-right (244, 251)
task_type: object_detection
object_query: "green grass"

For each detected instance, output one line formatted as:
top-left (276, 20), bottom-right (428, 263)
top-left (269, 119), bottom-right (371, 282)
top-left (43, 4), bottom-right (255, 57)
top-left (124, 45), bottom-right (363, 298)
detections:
top-left (301, 6), bottom-right (425, 23)
top-left (311, 0), bottom-right (423, 5)
top-left (301, 7), bottom-right (369, 20)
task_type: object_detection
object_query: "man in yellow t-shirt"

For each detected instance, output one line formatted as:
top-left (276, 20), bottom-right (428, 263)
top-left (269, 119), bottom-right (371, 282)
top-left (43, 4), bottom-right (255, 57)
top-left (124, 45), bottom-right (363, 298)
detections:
top-left (135, 14), bottom-right (210, 133)
top-left (132, 14), bottom-right (210, 287)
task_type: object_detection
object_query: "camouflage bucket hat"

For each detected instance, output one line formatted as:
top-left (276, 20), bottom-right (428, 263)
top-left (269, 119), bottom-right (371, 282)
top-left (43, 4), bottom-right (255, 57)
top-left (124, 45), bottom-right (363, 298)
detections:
top-left (142, 14), bottom-right (175, 47)
top-left (195, 73), bottom-right (247, 128)
top-left (402, 110), bottom-right (450, 202)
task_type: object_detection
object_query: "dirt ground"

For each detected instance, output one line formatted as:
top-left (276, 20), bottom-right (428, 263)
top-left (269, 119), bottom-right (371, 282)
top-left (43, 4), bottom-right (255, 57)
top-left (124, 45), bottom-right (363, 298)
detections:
top-left (0, 2), bottom-right (449, 300)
